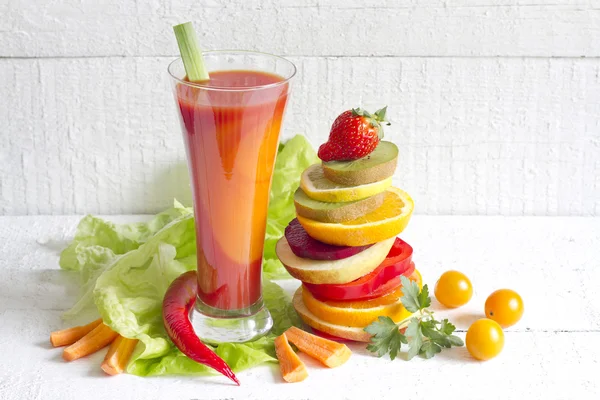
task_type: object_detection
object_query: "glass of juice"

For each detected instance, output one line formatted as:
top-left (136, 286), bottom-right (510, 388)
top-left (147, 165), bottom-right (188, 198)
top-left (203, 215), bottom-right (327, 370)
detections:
top-left (168, 51), bottom-right (296, 343)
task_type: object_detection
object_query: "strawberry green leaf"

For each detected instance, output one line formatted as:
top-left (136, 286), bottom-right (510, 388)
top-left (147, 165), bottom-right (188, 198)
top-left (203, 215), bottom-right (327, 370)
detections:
top-left (351, 108), bottom-right (369, 117)
top-left (373, 106), bottom-right (390, 125)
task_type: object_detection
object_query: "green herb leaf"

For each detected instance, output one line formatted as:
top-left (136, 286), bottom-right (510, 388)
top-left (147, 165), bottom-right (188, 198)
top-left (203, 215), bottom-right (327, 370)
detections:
top-left (420, 341), bottom-right (442, 359)
top-left (400, 275), bottom-right (422, 313)
top-left (419, 319), bottom-right (437, 331)
top-left (421, 324), bottom-right (451, 348)
top-left (364, 316), bottom-right (407, 360)
top-left (448, 335), bottom-right (465, 347)
top-left (365, 278), bottom-right (464, 361)
top-left (405, 318), bottom-right (423, 360)
top-left (417, 284), bottom-right (431, 309)
top-left (440, 319), bottom-right (456, 335)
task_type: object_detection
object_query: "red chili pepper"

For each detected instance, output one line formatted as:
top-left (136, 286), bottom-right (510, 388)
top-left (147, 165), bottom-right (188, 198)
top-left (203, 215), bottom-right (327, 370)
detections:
top-left (303, 237), bottom-right (414, 301)
top-left (163, 270), bottom-right (240, 385)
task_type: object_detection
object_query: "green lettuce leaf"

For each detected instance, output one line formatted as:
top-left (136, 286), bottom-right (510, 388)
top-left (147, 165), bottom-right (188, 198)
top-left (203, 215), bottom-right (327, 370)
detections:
top-left (93, 233), bottom-right (300, 376)
top-left (59, 136), bottom-right (315, 376)
top-left (60, 201), bottom-right (192, 317)
top-left (60, 200), bottom-right (191, 272)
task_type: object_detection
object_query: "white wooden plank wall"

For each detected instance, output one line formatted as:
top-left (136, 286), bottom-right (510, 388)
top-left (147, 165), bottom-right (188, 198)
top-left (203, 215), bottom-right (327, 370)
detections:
top-left (1, 0), bottom-right (599, 215)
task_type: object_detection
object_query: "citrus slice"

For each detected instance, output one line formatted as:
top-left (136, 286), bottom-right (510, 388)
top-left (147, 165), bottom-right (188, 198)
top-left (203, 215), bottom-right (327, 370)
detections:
top-left (317, 286), bottom-right (404, 309)
top-left (300, 164), bottom-right (392, 203)
top-left (292, 289), bottom-right (372, 342)
top-left (316, 285), bottom-right (402, 308)
top-left (300, 286), bottom-right (412, 328)
top-left (296, 187), bottom-right (414, 246)
top-left (411, 268), bottom-right (422, 288)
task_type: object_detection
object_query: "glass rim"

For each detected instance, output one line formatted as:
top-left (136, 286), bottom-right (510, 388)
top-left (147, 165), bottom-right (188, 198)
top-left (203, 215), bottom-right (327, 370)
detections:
top-left (167, 50), bottom-right (296, 92)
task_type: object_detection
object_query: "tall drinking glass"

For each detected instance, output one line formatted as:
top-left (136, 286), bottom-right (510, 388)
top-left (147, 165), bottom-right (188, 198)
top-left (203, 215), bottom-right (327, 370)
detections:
top-left (168, 51), bottom-right (296, 342)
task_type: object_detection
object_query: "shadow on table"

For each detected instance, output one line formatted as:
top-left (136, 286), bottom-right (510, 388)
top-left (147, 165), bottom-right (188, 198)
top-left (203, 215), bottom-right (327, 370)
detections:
top-left (0, 268), bottom-right (81, 309)
top-left (451, 311), bottom-right (484, 331)
top-left (37, 237), bottom-right (71, 256)
top-left (435, 345), bottom-right (479, 364)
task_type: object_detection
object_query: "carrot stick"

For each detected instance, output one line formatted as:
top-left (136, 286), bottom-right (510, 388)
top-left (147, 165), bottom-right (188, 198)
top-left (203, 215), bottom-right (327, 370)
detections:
top-left (274, 333), bottom-right (308, 383)
top-left (63, 323), bottom-right (119, 361)
top-left (50, 318), bottom-right (103, 347)
top-left (101, 336), bottom-right (139, 375)
top-left (285, 326), bottom-right (351, 368)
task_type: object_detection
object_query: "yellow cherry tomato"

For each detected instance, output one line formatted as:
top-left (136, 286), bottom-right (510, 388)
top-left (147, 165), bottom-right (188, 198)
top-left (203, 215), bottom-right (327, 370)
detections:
top-left (466, 318), bottom-right (504, 361)
top-left (434, 270), bottom-right (473, 308)
top-left (485, 289), bottom-right (524, 328)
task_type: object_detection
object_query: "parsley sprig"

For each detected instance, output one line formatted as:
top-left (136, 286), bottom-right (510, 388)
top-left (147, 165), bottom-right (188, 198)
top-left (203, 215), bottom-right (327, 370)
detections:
top-left (364, 276), bottom-right (464, 360)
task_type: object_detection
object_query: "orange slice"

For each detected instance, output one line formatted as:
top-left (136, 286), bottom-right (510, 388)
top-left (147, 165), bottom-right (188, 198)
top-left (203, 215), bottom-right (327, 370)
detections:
top-left (292, 289), bottom-right (373, 342)
top-left (317, 286), bottom-right (404, 309)
top-left (296, 187), bottom-right (414, 246)
top-left (411, 268), bottom-right (422, 288)
top-left (300, 286), bottom-right (412, 328)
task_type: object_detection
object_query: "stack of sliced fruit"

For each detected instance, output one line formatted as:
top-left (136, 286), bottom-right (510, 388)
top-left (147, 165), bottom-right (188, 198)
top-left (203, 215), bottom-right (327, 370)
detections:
top-left (276, 107), bottom-right (419, 342)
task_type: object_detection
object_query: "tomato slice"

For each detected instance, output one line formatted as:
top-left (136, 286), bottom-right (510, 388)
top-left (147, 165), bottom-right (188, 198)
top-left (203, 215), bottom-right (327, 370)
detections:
top-left (303, 237), bottom-right (413, 301)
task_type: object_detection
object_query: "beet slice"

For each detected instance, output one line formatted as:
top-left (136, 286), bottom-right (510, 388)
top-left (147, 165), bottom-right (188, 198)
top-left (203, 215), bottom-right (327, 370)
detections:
top-left (284, 218), bottom-right (371, 260)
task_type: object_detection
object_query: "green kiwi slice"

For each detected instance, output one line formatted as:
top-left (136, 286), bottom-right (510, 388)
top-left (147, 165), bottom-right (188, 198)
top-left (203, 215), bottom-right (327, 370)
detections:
top-left (294, 188), bottom-right (386, 223)
top-left (322, 141), bottom-right (398, 186)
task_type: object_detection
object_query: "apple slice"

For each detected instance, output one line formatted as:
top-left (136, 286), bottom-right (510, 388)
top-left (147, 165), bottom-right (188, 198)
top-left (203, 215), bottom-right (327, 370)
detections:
top-left (276, 236), bottom-right (395, 284)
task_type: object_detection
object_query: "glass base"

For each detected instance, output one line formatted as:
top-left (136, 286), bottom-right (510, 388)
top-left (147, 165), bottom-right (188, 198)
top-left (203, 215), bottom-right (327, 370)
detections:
top-left (189, 297), bottom-right (273, 344)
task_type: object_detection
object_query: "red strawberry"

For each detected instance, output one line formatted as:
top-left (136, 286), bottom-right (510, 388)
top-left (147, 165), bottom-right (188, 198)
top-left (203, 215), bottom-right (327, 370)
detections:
top-left (318, 107), bottom-right (390, 162)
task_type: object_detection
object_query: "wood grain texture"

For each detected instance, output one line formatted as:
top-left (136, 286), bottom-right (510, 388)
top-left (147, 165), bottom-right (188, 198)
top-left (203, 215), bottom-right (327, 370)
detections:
top-left (1, 0), bottom-right (599, 57)
top-left (1, 56), bottom-right (598, 215)
top-left (0, 215), bottom-right (598, 399)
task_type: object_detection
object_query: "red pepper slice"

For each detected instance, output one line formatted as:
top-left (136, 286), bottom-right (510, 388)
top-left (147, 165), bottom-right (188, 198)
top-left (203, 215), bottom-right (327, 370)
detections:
top-left (303, 237), bottom-right (413, 301)
top-left (358, 261), bottom-right (416, 300)
top-left (309, 266), bottom-right (420, 342)
top-left (163, 271), bottom-right (240, 385)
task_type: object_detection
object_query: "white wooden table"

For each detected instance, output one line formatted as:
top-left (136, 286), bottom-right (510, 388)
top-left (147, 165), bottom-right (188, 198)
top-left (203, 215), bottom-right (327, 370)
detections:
top-left (1, 215), bottom-right (598, 400)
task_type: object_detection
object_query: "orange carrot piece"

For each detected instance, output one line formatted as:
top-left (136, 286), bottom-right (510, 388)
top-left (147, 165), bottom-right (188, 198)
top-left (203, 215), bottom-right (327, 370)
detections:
top-left (101, 336), bottom-right (139, 375)
top-left (274, 333), bottom-right (308, 383)
top-left (62, 323), bottom-right (119, 361)
top-left (50, 318), bottom-right (103, 347)
top-left (285, 326), bottom-right (351, 368)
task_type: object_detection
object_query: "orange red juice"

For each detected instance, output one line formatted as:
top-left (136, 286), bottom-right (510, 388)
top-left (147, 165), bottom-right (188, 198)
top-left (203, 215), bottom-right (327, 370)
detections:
top-left (176, 70), bottom-right (289, 311)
